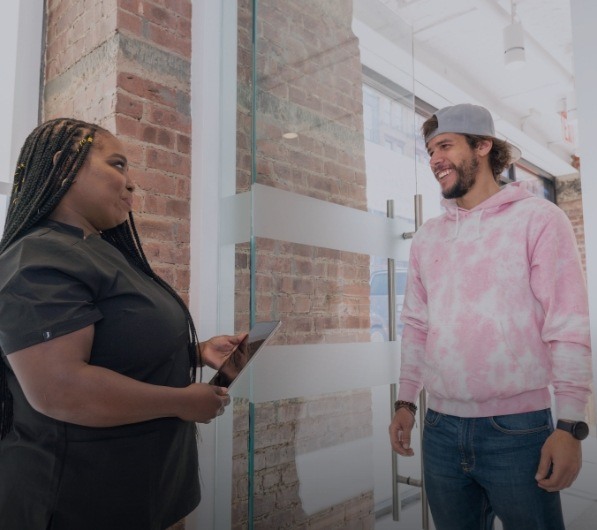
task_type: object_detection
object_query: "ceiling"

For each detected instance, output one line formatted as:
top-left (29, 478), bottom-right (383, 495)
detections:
top-left (356, 0), bottom-right (577, 177)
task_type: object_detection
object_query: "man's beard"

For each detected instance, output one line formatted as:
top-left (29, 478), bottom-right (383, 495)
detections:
top-left (442, 156), bottom-right (479, 199)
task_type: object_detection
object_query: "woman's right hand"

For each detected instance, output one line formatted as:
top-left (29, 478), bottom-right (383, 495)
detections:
top-left (179, 383), bottom-right (231, 424)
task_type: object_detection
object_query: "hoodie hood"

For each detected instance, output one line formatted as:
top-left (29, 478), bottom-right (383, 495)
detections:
top-left (441, 181), bottom-right (535, 240)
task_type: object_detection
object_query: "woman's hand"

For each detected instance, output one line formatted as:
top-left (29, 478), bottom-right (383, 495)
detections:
top-left (198, 333), bottom-right (248, 370)
top-left (179, 383), bottom-right (231, 424)
top-left (7, 325), bottom-right (234, 427)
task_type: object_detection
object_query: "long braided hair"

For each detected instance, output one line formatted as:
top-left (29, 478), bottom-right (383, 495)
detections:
top-left (0, 118), bottom-right (199, 439)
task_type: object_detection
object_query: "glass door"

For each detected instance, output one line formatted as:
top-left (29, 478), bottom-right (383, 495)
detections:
top-left (215, 1), bottom-right (440, 528)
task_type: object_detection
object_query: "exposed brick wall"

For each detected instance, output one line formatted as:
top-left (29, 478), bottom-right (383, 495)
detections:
top-left (556, 172), bottom-right (594, 425)
top-left (43, 1), bottom-right (193, 528)
top-left (556, 174), bottom-right (587, 273)
top-left (44, 0), bottom-right (193, 302)
top-left (43, 1), bottom-right (374, 526)
top-left (232, 394), bottom-right (375, 529)
top-left (234, 0), bottom-right (374, 527)
top-left (235, 0), bottom-right (370, 340)
top-left (44, 1), bottom-right (119, 123)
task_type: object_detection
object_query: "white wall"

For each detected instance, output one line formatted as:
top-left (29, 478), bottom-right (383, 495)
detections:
top-left (0, 2), bottom-right (20, 190)
top-left (189, 1), bottom-right (238, 528)
top-left (188, 0), bottom-right (221, 526)
top-left (570, 0), bottom-right (597, 421)
top-left (0, 0), bottom-right (43, 229)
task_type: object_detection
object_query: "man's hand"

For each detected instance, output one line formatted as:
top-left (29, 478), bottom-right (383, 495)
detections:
top-left (535, 429), bottom-right (582, 492)
top-left (389, 407), bottom-right (416, 456)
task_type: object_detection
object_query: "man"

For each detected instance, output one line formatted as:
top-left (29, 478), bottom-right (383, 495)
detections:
top-left (388, 103), bottom-right (592, 529)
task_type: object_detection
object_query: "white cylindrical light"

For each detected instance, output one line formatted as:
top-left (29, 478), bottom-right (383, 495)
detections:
top-left (503, 21), bottom-right (525, 69)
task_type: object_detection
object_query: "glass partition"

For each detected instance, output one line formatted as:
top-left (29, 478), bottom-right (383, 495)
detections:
top-left (215, 1), bottom-right (434, 528)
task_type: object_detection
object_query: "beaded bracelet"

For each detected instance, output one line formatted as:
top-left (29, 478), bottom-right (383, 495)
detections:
top-left (394, 400), bottom-right (417, 415)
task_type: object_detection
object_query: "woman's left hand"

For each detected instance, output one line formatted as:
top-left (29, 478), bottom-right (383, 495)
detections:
top-left (199, 333), bottom-right (248, 370)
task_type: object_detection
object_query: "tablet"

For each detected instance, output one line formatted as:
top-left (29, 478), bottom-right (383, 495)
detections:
top-left (208, 320), bottom-right (281, 388)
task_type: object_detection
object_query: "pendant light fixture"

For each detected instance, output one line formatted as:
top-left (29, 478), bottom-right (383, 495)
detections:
top-left (503, 0), bottom-right (526, 70)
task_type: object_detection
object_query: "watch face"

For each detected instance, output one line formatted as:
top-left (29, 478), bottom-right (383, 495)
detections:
top-left (573, 421), bottom-right (590, 441)
top-left (557, 420), bottom-right (590, 440)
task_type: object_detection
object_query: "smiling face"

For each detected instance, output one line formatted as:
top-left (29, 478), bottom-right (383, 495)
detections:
top-left (440, 154), bottom-right (480, 200)
top-left (50, 131), bottom-right (135, 235)
top-left (426, 133), bottom-right (490, 200)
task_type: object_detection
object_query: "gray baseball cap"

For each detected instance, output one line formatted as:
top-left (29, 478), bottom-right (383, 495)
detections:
top-left (425, 103), bottom-right (521, 163)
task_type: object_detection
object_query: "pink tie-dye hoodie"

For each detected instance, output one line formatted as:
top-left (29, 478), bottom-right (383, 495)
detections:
top-left (398, 182), bottom-right (592, 420)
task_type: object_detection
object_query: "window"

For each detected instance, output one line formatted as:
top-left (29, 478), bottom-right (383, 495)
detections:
top-left (362, 75), bottom-right (412, 149)
top-left (363, 86), bottom-right (380, 143)
top-left (510, 163), bottom-right (555, 202)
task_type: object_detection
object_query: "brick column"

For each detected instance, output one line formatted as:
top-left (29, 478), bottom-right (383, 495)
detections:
top-left (556, 169), bottom-right (594, 425)
top-left (43, 0), bottom-right (193, 301)
top-left (556, 174), bottom-right (587, 273)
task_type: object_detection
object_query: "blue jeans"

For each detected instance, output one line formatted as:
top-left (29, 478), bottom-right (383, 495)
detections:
top-left (422, 409), bottom-right (565, 530)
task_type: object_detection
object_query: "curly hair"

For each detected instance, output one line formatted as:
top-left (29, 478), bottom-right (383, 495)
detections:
top-left (0, 118), bottom-right (199, 438)
top-left (422, 114), bottom-right (513, 180)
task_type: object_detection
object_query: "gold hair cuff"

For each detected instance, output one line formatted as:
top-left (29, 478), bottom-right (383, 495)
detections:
top-left (77, 135), bottom-right (94, 152)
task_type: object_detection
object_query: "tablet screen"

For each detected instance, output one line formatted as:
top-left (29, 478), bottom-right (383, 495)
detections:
top-left (208, 320), bottom-right (281, 388)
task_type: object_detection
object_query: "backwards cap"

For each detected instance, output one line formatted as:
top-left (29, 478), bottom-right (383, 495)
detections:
top-left (425, 103), bottom-right (521, 163)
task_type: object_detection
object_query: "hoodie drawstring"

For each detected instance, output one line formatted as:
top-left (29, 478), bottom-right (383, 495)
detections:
top-left (476, 210), bottom-right (484, 239)
top-left (453, 207), bottom-right (460, 240)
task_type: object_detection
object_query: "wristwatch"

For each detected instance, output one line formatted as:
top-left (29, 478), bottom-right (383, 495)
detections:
top-left (556, 420), bottom-right (589, 440)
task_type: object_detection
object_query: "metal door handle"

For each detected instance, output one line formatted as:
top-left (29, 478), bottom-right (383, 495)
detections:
top-left (390, 194), bottom-right (430, 529)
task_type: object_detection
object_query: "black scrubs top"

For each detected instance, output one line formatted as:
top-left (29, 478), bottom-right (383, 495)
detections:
top-left (0, 221), bottom-right (200, 530)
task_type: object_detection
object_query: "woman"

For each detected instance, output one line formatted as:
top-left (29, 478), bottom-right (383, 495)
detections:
top-left (0, 118), bottom-right (244, 529)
